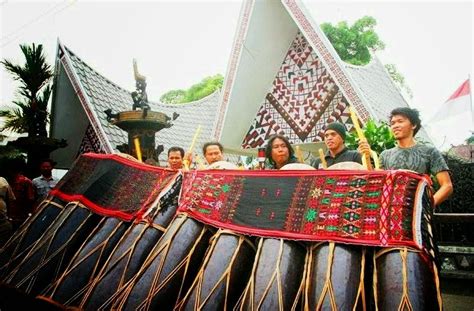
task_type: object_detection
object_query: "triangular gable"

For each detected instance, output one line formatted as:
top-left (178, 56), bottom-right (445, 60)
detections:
top-left (217, 0), bottom-right (431, 150)
top-left (50, 40), bottom-right (222, 168)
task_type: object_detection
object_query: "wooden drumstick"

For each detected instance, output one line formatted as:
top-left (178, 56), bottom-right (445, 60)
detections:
top-left (184, 125), bottom-right (202, 170)
top-left (349, 106), bottom-right (372, 170)
top-left (295, 145), bottom-right (304, 163)
top-left (318, 148), bottom-right (328, 169)
top-left (133, 136), bottom-right (142, 162)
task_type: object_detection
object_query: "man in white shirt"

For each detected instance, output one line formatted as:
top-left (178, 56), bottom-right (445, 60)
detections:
top-left (32, 159), bottom-right (58, 206)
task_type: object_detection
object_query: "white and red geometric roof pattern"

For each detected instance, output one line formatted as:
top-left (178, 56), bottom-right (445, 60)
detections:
top-left (242, 32), bottom-right (354, 148)
top-left (54, 43), bottom-right (222, 164)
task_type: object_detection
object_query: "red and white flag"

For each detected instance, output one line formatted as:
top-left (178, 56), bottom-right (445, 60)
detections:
top-left (430, 78), bottom-right (472, 122)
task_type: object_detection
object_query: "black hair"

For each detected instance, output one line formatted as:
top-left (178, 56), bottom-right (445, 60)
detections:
top-left (265, 134), bottom-right (295, 167)
top-left (390, 107), bottom-right (422, 135)
top-left (168, 146), bottom-right (185, 158)
top-left (39, 158), bottom-right (56, 167)
top-left (202, 142), bottom-right (224, 155)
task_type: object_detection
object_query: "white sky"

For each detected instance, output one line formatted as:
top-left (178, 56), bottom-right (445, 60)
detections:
top-left (1, 0), bottom-right (473, 150)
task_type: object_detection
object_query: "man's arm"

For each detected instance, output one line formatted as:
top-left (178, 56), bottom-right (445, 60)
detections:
top-left (433, 171), bottom-right (453, 207)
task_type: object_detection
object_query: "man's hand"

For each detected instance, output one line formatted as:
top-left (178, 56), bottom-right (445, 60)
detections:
top-left (357, 138), bottom-right (371, 157)
top-left (182, 152), bottom-right (194, 170)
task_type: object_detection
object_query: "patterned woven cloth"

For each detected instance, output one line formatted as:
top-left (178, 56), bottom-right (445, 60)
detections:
top-left (179, 169), bottom-right (433, 251)
top-left (50, 153), bottom-right (178, 221)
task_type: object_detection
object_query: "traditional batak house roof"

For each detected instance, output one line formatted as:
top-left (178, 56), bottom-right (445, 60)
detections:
top-left (216, 0), bottom-right (432, 152)
top-left (50, 42), bottom-right (222, 168)
top-left (50, 0), bottom-right (431, 168)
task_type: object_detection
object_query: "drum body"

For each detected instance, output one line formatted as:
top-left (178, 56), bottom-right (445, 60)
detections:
top-left (80, 220), bottom-right (165, 310)
top-left (0, 198), bottom-right (64, 278)
top-left (237, 238), bottom-right (306, 310)
top-left (2, 203), bottom-right (102, 295)
top-left (79, 180), bottom-right (182, 310)
top-left (48, 217), bottom-right (130, 305)
top-left (305, 242), bottom-right (367, 310)
top-left (375, 248), bottom-right (440, 311)
top-left (327, 161), bottom-right (365, 170)
top-left (177, 231), bottom-right (255, 310)
top-left (116, 214), bottom-right (211, 311)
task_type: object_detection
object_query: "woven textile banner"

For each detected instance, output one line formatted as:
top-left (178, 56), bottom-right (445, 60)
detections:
top-left (50, 153), bottom-right (178, 221)
top-left (179, 169), bottom-right (431, 250)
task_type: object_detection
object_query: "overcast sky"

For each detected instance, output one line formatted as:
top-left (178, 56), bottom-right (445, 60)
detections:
top-left (1, 0), bottom-right (472, 150)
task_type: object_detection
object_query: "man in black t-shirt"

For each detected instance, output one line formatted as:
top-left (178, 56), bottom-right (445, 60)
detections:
top-left (311, 122), bottom-right (362, 169)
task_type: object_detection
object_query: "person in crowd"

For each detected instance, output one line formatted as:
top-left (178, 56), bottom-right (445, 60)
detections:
top-left (0, 176), bottom-right (15, 246)
top-left (311, 122), bottom-right (362, 169)
top-left (265, 134), bottom-right (298, 169)
top-left (203, 142), bottom-right (224, 165)
top-left (6, 158), bottom-right (35, 231)
top-left (167, 146), bottom-right (185, 170)
top-left (32, 159), bottom-right (58, 206)
top-left (359, 107), bottom-right (453, 206)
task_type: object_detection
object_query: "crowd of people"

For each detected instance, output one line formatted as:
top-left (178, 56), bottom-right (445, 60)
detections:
top-left (0, 107), bottom-right (454, 246)
top-left (0, 159), bottom-right (58, 245)
top-left (165, 107), bottom-right (453, 206)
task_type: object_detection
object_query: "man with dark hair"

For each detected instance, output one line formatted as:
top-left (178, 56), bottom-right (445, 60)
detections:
top-left (6, 158), bottom-right (35, 230)
top-left (311, 122), bottom-right (362, 168)
top-left (265, 134), bottom-right (297, 169)
top-left (360, 107), bottom-right (453, 206)
top-left (202, 142), bottom-right (224, 165)
top-left (167, 147), bottom-right (185, 170)
top-left (32, 159), bottom-right (58, 206)
top-left (389, 107), bottom-right (422, 135)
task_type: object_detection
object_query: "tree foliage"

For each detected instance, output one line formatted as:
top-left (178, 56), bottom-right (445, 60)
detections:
top-left (345, 119), bottom-right (395, 155)
top-left (321, 16), bottom-right (412, 97)
top-left (320, 16), bottom-right (385, 66)
top-left (160, 74), bottom-right (223, 104)
top-left (1, 43), bottom-right (53, 136)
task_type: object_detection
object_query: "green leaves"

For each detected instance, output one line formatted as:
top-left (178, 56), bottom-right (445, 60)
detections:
top-left (321, 16), bottom-right (412, 98)
top-left (160, 74), bottom-right (224, 104)
top-left (346, 119), bottom-right (396, 154)
top-left (1, 43), bottom-right (52, 136)
top-left (2, 43), bottom-right (52, 100)
top-left (321, 16), bottom-right (385, 66)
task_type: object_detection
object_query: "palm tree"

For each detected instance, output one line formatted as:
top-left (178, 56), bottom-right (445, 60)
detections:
top-left (0, 43), bottom-right (64, 178)
top-left (1, 43), bottom-right (53, 137)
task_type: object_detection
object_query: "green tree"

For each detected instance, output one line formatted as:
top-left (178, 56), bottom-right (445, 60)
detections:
top-left (345, 119), bottom-right (395, 155)
top-left (321, 16), bottom-right (412, 97)
top-left (160, 74), bottom-right (223, 104)
top-left (159, 89), bottom-right (186, 104)
top-left (1, 44), bottom-right (53, 137)
top-left (321, 16), bottom-right (385, 66)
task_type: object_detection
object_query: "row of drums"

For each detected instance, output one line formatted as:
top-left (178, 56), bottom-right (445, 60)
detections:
top-left (0, 162), bottom-right (441, 310)
top-left (0, 202), bottom-right (440, 310)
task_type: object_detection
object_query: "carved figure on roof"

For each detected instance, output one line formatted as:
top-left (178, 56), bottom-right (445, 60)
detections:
top-left (131, 59), bottom-right (150, 116)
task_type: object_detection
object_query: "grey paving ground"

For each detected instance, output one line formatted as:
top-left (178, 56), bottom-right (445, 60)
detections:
top-left (442, 278), bottom-right (474, 311)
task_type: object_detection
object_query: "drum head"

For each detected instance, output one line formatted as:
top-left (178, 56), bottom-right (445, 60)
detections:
top-left (206, 161), bottom-right (238, 170)
top-left (327, 161), bottom-right (365, 170)
top-left (280, 163), bottom-right (315, 170)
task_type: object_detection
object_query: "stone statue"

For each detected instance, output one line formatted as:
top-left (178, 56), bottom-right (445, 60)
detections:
top-left (131, 59), bottom-right (150, 116)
